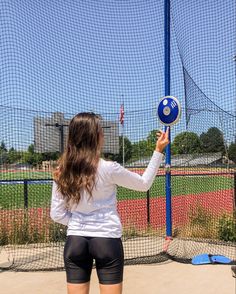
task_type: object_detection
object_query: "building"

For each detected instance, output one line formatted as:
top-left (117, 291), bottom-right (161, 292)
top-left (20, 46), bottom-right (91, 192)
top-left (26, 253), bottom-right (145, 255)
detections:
top-left (34, 112), bottom-right (69, 153)
top-left (34, 112), bottom-right (119, 154)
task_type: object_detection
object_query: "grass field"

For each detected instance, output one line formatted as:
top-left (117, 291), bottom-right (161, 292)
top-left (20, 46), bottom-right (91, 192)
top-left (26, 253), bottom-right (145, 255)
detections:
top-left (0, 171), bottom-right (233, 209)
top-left (0, 171), bottom-right (52, 180)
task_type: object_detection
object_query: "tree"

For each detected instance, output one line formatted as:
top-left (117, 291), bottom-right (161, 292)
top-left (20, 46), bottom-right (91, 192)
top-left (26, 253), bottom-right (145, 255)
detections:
top-left (146, 129), bottom-right (158, 153)
top-left (42, 151), bottom-right (60, 161)
top-left (0, 150), bottom-right (8, 165)
top-left (105, 136), bottom-right (132, 164)
top-left (200, 127), bottom-right (225, 153)
top-left (131, 129), bottom-right (168, 161)
top-left (172, 131), bottom-right (201, 154)
top-left (28, 144), bottom-right (34, 154)
top-left (7, 147), bottom-right (21, 164)
top-left (23, 152), bottom-right (43, 167)
top-left (131, 140), bottom-right (149, 161)
top-left (0, 141), bottom-right (8, 164)
top-left (21, 144), bottom-right (43, 166)
top-left (28, 143), bottom-right (60, 161)
top-left (228, 143), bottom-right (236, 163)
top-left (0, 141), bottom-right (7, 152)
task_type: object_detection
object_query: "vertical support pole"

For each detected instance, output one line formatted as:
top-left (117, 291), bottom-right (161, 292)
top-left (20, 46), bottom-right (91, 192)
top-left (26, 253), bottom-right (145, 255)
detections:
top-left (147, 189), bottom-right (150, 225)
top-left (233, 172), bottom-right (236, 210)
top-left (164, 0), bottom-right (172, 238)
top-left (23, 179), bottom-right (28, 209)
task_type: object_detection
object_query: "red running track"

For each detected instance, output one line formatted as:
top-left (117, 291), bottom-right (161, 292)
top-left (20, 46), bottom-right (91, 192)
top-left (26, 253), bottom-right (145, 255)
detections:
top-left (117, 189), bottom-right (234, 230)
top-left (0, 189), bottom-right (234, 233)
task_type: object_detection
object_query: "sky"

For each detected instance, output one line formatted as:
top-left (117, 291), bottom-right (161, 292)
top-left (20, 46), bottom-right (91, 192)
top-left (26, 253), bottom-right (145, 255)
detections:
top-left (0, 0), bottom-right (235, 150)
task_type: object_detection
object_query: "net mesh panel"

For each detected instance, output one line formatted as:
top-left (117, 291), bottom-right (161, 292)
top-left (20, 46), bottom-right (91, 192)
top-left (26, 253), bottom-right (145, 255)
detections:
top-left (169, 0), bottom-right (236, 262)
top-left (0, 0), bottom-right (235, 270)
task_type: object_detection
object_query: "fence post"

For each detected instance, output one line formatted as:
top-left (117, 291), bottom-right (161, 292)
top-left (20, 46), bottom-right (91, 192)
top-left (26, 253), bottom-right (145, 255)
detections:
top-left (23, 179), bottom-right (28, 209)
top-left (147, 189), bottom-right (150, 225)
top-left (234, 172), bottom-right (236, 210)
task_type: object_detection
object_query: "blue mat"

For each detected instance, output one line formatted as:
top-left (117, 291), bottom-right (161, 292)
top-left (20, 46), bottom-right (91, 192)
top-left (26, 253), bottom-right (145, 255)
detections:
top-left (192, 254), bottom-right (232, 265)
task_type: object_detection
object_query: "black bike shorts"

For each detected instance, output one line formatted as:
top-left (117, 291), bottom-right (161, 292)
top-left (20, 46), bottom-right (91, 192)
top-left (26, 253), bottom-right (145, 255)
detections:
top-left (64, 235), bottom-right (124, 285)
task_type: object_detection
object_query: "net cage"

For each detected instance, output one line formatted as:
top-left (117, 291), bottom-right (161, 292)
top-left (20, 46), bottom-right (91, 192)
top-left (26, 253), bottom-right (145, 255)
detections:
top-left (0, 0), bottom-right (235, 271)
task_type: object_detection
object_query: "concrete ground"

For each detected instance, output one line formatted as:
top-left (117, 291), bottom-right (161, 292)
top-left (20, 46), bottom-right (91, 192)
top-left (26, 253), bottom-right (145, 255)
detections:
top-left (0, 262), bottom-right (235, 294)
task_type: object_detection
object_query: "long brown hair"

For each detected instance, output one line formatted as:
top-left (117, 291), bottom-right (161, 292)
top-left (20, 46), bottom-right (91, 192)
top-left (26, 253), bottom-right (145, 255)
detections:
top-left (53, 112), bottom-right (103, 206)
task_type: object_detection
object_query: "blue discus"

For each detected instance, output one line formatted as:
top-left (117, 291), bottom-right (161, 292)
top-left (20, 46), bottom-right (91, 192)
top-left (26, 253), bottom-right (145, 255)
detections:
top-left (157, 96), bottom-right (181, 126)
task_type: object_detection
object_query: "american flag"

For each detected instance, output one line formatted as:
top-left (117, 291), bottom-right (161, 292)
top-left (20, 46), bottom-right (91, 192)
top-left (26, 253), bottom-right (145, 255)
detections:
top-left (119, 104), bottom-right (124, 125)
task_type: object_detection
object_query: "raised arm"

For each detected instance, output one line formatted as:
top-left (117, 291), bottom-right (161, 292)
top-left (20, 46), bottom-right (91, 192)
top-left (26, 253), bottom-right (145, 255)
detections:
top-left (110, 127), bottom-right (169, 191)
top-left (110, 151), bottom-right (163, 191)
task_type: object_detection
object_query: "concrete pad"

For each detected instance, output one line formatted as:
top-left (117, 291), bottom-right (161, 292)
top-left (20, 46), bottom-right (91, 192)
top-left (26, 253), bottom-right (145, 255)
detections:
top-left (0, 262), bottom-right (235, 294)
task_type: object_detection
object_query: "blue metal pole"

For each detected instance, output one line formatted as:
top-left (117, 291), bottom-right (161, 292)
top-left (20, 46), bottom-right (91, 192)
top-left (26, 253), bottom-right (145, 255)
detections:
top-left (164, 0), bottom-right (172, 237)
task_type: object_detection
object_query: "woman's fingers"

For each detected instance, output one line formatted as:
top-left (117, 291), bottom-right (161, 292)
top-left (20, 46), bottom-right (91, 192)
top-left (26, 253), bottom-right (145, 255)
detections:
top-left (155, 127), bottom-right (170, 152)
top-left (156, 131), bottom-right (162, 139)
top-left (157, 128), bottom-right (169, 141)
top-left (164, 127), bottom-right (170, 143)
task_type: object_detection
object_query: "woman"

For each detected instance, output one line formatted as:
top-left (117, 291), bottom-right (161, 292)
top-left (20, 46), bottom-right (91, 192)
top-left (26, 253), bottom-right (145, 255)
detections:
top-left (50, 112), bottom-right (169, 294)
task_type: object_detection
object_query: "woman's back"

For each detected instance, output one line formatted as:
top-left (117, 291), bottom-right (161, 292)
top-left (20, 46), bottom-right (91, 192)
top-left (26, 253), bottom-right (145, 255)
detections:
top-left (51, 150), bottom-right (163, 238)
top-left (50, 112), bottom-right (169, 294)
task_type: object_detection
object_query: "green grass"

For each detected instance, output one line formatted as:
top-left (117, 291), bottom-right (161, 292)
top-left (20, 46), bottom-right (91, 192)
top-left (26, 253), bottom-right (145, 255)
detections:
top-left (150, 175), bottom-right (233, 199)
top-left (0, 171), bottom-right (233, 209)
top-left (0, 184), bottom-right (52, 209)
top-left (118, 175), bottom-right (233, 200)
top-left (0, 171), bottom-right (52, 180)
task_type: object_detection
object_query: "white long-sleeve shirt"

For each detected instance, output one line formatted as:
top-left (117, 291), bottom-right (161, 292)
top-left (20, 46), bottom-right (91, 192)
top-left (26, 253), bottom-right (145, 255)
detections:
top-left (50, 151), bottom-right (163, 238)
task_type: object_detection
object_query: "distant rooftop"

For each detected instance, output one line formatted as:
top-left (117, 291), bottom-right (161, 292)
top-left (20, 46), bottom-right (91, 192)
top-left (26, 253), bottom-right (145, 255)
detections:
top-left (127, 152), bottom-right (223, 168)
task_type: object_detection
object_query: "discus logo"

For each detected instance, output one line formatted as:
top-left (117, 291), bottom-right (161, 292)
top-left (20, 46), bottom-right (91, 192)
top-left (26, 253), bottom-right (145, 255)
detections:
top-left (171, 101), bottom-right (177, 108)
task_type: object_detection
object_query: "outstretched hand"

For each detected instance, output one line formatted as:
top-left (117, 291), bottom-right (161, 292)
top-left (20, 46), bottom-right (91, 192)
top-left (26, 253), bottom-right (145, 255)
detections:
top-left (155, 127), bottom-right (170, 153)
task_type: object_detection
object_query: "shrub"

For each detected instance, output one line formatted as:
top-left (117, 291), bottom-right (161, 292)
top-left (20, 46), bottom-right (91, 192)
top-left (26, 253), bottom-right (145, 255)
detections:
top-left (0, 224), bottom-right (9, 246)
top-left (186, 204), bottom-right (217, 239)
top-left (218, 213), bottom-right (236, 242)
top-left (49, 223), bottom-right (67, 242)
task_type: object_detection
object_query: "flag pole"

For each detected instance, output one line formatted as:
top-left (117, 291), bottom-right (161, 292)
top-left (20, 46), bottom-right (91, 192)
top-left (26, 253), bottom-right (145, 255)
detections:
top-left (122, 97), bottom-right (125, 167)
top-left (122, 122), bottom-right (125, 167)
top-left (119, 96), bottom-right (125, 167)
